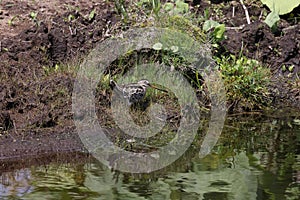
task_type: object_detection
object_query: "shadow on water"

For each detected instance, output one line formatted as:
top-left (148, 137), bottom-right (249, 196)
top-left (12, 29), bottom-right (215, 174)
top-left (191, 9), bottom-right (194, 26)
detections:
top-left (0, 115), bottom-right (299, 199)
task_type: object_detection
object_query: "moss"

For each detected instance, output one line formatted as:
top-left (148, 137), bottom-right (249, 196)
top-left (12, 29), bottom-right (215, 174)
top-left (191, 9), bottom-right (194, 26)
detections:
top-left (155, 15), bottom-right (206, 43)
top-left (216, 55), bottom-right (272, 110)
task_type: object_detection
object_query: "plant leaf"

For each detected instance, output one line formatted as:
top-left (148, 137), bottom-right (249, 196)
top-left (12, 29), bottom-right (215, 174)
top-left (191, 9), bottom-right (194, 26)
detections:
top-left (203, 20), bottom-right (220, 32)
top-left (260, 0), bottom-right (300, 15)
top-left (163, 2), bottom-right (174, 12)
top-left (89, 9), bottom-right (96, 21)
top-left (213, 24), bottom-right (225, 40)
top-left (264, 11), bottom-right (280, 28)
top-left (288, 65), bottom-right (294, 72)
top-left (175, 0), bottom-right (189, 14)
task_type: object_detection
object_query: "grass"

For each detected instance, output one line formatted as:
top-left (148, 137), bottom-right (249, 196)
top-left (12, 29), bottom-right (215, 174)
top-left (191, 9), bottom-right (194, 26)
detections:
top-left (216, 55), bottom-right (271, 110)
top-left (42, 61), bottom-right (80, 76)
top-left (7, 15), bottom-right (18, 26)
top-left (109, 0), bottom-right (274, 111)
top-left (29, 0), bottom-right (274, 114)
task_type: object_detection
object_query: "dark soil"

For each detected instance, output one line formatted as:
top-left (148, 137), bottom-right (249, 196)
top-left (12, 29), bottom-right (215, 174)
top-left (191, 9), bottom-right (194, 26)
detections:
top-left (192, 0), bottom-right (300, 108)
top-left (0, 0), bottom-right (299, 167)
top-left (0, 0), bottom-right (118, 166)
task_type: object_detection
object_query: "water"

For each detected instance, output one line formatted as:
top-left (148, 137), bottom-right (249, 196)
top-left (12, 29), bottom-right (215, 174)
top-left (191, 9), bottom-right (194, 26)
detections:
top-left (1, 117), bottom-right (299, 199)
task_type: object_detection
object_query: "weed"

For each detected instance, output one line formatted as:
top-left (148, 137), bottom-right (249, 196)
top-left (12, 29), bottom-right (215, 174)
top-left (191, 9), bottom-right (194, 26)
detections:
top-left (29, 11), bottom-right (41, 26)
top-left (43, 63), bottom-right (79, 76)
top-left (264, 11), bottom-right (280, 32)
top-left (156, 15), bottom-right (206, 42)
top-left (30, 11), bottom-right (38, 21)
top-left (136, 0), bottom-right (161, 17)
top-left (67, 14), bottom-right (75, 22)
top-left (2, 47), bottom-right (9, 52)
top-left (88, 9), bottom-right (96, 21)
top-left (260, 0), bottom-right (300, 15)
top-left (203, 19), bottom-right (226, 44)
top-left (114, 0), bottom-right (129, 22)
top-left (98, 74), bottom-right (111, 92)
top-left (163, 0), bottom-right (189, 15)
top-left (216, 55), bottom-right (271, 109)
top-left (288, 65), bottom-right (295, 73)
top-left (151, 0), bottom-right (161, 17)
top-left (7, 16), bottom-right (17, 26)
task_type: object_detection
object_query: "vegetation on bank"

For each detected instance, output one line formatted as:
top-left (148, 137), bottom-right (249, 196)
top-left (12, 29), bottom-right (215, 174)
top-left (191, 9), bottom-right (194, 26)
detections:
top-left (26, 0), bottom-right (299, 112)
top-left (2, 0), bottom-right (299, 134)
top-left (110, 0), bottom-right (281, 111)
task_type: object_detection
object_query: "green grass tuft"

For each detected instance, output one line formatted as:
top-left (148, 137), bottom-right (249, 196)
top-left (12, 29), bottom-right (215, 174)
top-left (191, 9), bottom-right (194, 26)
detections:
top-left (216, 55), bottom-right (271, 109)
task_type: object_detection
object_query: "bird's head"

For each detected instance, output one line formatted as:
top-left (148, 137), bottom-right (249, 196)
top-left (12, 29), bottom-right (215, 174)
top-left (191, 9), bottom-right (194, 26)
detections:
top-left (137, 79), bottom-right (151, 88)
top-left (138, 79), bottom-right (168, 92)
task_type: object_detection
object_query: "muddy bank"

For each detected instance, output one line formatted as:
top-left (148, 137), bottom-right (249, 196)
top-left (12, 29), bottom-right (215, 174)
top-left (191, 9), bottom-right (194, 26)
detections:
top-left (0, 0), bottom-right (299, 163)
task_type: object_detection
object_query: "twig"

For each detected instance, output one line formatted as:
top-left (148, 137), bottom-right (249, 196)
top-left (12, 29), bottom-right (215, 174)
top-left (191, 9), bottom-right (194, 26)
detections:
top-left (259, 10), bottom-right (264, 21)
top-left (239, 0), bottom-right (251, 24)
top-left (232, 6), bottom-right (235, 18)
top-left (282, 24), bottom-right (299, 32)
top-left (225, 25), bottom-right (245, 30)
top-left (69, 26), bottom-right (76, 36)
top-left (227, 111), bottom-right (262, 117)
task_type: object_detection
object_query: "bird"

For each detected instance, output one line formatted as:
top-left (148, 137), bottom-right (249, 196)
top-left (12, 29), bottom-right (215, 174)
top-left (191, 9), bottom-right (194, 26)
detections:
top-left (110, 79), bottom-right (167, 105)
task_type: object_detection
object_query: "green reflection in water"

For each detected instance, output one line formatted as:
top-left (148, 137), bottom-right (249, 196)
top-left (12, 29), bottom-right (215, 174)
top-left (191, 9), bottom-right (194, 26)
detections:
top-left (0, 117), bottom-right (299, 200)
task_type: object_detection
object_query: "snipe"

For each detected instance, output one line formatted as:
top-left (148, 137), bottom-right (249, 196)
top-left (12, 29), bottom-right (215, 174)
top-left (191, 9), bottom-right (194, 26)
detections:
top-left (110, 79), bottom-right (167, 105)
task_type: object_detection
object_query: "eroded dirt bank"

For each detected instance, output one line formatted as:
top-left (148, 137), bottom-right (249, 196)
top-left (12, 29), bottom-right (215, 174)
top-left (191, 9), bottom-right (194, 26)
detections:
top-left (0, 0), bottom-right (299, 164)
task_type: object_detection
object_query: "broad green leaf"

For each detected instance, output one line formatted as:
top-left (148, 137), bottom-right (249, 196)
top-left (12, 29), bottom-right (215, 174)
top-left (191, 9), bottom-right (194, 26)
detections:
top-left (213, 24), bottom-right (225, 39)
top-left (203, 20), bottom-right (220, 32)
top-left (175, 0), bottom-right (189, 14)
top-left (163, 2), bottom-right (174, 12)
top-left (264, 11), bottom-right (280, 28)
top-left (260, 0), bottom-right (300, 15)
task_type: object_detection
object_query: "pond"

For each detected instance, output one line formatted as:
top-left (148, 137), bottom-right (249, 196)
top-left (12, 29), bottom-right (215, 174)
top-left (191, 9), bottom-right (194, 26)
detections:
top-left (0, 116), bottom-right (299, 200)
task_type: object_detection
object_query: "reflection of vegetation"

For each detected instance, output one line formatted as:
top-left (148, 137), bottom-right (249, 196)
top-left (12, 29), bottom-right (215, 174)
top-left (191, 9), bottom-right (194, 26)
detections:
top-left (220, 117), bottom-right (300, 199)
top-left (1, 117), bottom-right (299, 199)
top-left (165, 152), bottom-right (257, 199)
top-left (105, 118), bottom-right (300, 198)
top-left (285, 182), bottom-right (300, 200)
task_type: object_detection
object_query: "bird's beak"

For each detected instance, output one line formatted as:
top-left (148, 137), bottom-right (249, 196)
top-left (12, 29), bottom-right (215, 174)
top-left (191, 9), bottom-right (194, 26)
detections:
top-left (149, 84), bottom-right (168, 92)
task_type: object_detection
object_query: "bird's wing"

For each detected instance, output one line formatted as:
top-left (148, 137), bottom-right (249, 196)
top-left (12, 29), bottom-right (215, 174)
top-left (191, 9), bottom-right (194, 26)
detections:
top-left (128, 86), bottom-right (145, 103)
top-left (122, 86), bottom-right (132, 99)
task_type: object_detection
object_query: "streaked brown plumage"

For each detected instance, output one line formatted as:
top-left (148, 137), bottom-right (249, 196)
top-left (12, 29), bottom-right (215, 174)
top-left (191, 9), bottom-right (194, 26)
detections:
top-left (110, 79), bottom-right (167, 105)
